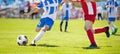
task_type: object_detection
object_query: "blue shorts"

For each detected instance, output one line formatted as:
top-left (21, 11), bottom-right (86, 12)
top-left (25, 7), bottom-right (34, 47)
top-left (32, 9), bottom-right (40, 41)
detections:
top-left (37, 17), bottom-right (54, 31)
top-left (61, 16), bottom-right (69, 21)
top-left (61, 10), bottom-right (69, 21)
top-left (108, 17), bottom-right (116, 22)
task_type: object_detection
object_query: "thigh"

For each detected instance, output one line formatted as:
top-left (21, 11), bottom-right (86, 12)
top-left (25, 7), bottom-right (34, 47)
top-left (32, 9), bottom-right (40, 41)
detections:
top-left (84, 20), bottom-right (93, 31)
top-left (84, 15), bottom-right (96, 24)
top-left (37, 18), bottom-right (45, 28)
top-left (35, 27), bottom-right (41, 32)
top-left (45, 18), bottom-right (54, 31)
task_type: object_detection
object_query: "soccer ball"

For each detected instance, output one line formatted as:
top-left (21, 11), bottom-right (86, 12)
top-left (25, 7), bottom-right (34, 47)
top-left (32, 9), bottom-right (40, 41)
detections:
top-left (17, 35), bottom-right (28, 46)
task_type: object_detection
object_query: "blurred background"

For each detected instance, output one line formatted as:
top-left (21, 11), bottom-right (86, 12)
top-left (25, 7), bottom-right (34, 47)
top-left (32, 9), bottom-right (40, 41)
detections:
top-left (0, 0), bottom-right (120, 20)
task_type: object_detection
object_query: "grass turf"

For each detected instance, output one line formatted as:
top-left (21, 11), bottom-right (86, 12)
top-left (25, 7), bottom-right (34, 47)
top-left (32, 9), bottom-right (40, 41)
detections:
top-left (0, 18), bottom-right (120, 54)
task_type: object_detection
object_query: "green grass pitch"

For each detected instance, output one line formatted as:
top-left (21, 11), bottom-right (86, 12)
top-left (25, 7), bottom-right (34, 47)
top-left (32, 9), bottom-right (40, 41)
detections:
top-left (0, 18), bottom-right (120, 54)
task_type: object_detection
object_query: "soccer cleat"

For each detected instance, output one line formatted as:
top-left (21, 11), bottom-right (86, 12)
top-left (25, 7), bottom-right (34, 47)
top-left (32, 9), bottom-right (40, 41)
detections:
top-left (112, 28), bottom-right (118, 35)
top-left (89, 44), bottom-right (97, 48)
top-left (64, 30), bottom-right (67, 32)
top-left (29, 44), bottom-right (36, 46)
top-left (105, 26), bottom-right (110, 38)
top-left (60, 29), bottom-right (62, 32)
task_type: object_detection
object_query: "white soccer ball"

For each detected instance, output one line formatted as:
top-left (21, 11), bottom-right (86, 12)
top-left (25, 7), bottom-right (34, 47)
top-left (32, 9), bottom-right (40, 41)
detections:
top-left (17, 35), bottom-right (28, 46)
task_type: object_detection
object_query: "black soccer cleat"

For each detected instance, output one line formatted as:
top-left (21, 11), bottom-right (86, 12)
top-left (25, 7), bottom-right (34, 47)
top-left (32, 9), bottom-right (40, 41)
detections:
top-left (64, 30), bottom-right (67, 32)
top-left (89, 44), bottom-right (97, 48)
top-left (60, 28), bottom-right (62, 32)
top-left (29, 44), bottom-right (36, 46)
top-left (105, 26), bottom-right (110, 38)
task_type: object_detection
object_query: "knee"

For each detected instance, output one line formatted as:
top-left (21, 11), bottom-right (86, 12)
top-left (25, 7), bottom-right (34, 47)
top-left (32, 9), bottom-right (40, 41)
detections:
top-left (36, 28), bottom-right (40, 32)
top-left (84, 21), bottom-right (93, 31)
top-left (42, 26), bottom-right (50, 32)
top-left (84, 26), bottom-right (91, 31)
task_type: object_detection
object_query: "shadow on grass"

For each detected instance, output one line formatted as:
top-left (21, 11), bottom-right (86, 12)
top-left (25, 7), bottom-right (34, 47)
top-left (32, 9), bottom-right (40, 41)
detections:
top-left (60, 31), bottom-right (71, 33)
top-left (113, 34), bottom-right (120, 36)
top-left (73, 46), bottom-right (100, 49)
top-left (82, 47), bottom-right (100, 49)
top-left (37, 44), bottom-right (59, 47)
top-left (81, 46), bottom-right (112, 49)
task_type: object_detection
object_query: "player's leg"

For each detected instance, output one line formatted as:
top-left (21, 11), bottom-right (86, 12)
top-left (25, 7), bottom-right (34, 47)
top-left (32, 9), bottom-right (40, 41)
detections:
top-left (100, 13), bottom-right (103, 20)
top-left (64, 16), bottom-right (69, 32)
top-left (30, 26), bottom-right (49, 46)
top-left (109, 21), bottom-right (118, 34)
top-left (85, 20), bottom-right (97, 48)
top-left (30, 18), bottom-right (54, 46)
top-left (98, 13), bottom-right (100, 20)
top-left (30, 18), bottom-right (45, 46)
top-left (65, 20), bottom-right (68, 32)
top-left (94, 26), bottom-right (110, 38)
top-left (108, 17), bottom-right (118, 34)
top-left (60, 20), bottom-right (63, 32)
